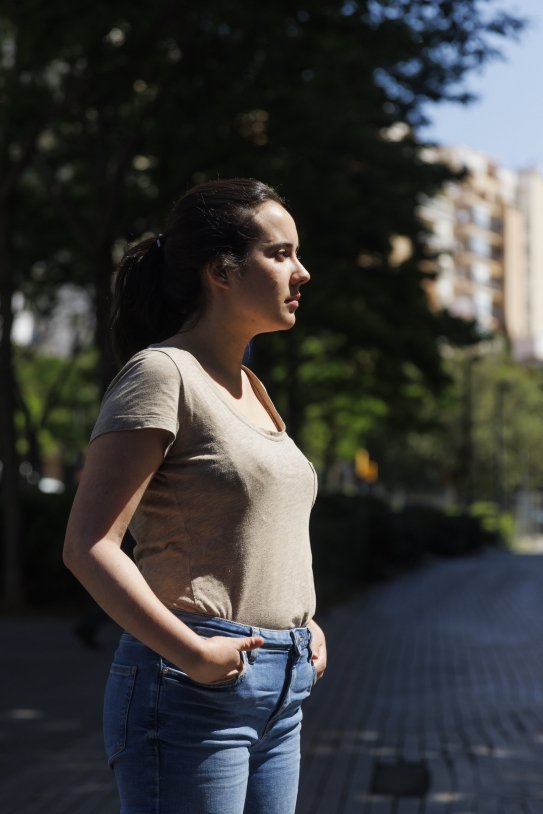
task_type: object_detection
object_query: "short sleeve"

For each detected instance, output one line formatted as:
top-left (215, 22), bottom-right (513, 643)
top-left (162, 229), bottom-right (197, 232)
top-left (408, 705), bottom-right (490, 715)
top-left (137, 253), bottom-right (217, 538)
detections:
top-left (90, 349), bottom-right (181, 446)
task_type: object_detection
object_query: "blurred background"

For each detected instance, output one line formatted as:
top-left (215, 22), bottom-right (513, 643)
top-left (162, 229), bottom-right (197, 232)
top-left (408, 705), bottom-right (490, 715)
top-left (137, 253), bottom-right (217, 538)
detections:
top-left (6, 2), bottom-right (543, 812)
top-left (0, 0), bottom-right (540, 611)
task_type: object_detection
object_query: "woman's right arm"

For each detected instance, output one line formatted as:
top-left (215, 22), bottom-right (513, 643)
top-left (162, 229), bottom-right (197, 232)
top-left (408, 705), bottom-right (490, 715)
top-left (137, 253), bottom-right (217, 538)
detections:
top-left (63, 429), bottom-right (263, 682)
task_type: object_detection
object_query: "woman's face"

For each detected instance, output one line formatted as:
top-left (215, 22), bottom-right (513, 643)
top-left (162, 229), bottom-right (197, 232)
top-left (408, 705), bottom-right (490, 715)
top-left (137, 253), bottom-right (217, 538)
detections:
top-left (230, 201), bottom-right (310, 335)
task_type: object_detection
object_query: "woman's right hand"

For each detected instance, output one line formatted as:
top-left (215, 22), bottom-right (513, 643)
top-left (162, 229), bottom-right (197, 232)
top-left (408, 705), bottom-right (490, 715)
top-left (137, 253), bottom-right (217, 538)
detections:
top-left (184, 634), bottom-right (265, 684)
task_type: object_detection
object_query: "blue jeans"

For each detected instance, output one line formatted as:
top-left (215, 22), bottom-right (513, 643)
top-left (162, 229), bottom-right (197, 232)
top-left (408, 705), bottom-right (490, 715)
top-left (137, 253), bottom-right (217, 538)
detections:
top-left (103, 610), bottom-right (317, 813)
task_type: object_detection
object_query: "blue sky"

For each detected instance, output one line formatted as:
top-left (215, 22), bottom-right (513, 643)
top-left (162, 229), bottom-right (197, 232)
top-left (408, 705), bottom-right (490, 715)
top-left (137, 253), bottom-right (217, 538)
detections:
top-left (422, 0), bottom-right (543, 170)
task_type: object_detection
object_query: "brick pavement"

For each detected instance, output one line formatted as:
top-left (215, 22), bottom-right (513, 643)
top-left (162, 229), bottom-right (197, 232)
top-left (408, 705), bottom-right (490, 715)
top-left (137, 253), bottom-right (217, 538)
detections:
top-left (3, 549), bottom-right (543, 813)
top-left (298, 549), bottom-right (543, 814)
top-left (1, 615), bottom-right (119, 814)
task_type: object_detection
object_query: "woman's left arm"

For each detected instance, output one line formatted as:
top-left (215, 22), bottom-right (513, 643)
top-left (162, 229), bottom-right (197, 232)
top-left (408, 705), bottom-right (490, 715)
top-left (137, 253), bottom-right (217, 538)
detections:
top-left (307, 618), bottom-right (327, 681)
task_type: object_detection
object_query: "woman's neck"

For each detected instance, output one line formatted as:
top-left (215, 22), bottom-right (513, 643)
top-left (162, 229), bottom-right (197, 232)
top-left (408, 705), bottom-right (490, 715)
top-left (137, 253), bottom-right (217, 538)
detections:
top-left (170, 319), bottom-right (252, 393)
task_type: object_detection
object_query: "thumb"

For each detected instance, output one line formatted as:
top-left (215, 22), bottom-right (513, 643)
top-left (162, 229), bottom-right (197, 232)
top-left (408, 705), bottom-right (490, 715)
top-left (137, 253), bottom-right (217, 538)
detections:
top-left (235, 635), bottom-right (264, 652)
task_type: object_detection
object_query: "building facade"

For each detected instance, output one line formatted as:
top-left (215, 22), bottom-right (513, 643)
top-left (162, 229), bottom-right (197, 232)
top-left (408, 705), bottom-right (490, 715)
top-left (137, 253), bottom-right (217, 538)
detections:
top-left (421, 146), bottom-right (543, 363)
top-left (421, 146), bottom-right (520, 338)
top-left (513, 169), bottom-right (543, 360)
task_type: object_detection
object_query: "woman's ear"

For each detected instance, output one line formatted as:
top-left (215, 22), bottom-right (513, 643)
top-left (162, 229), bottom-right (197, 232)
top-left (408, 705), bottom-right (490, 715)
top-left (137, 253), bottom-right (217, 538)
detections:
top-left (204, 260), bottom-right (231, 291)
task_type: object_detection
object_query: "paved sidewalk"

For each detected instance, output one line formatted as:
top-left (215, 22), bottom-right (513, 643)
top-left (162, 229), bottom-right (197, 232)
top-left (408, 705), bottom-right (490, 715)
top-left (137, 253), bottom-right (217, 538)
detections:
top-left (299, 549), bottom-right (543, 814)
top-left (3, 549), bottom-right (543, 813)
top-left (1, 613), bottom-right (119, 814)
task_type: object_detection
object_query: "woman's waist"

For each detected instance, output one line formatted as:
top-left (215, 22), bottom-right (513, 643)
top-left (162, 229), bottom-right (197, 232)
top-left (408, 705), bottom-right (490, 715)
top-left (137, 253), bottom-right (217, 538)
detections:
top-left (167, 607), bottom-right (311, 648)
top-left (139, 559), bottom-right (315, 631)
top-left (118, 608), bottom-right (312, 658)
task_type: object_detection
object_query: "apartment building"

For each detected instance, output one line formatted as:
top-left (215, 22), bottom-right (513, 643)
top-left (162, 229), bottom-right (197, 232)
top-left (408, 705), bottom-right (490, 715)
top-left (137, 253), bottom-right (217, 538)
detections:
top-left (421, 146), bottom-right (522, 339)
top-left (421, 146), bottom-right (543, 362)
top-left (513, 169), bottom-right (543, 360)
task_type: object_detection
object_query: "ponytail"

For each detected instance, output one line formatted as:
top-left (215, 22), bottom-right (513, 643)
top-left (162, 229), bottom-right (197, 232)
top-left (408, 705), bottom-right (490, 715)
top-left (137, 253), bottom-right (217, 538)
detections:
top-left (110, 235), bottom-right (201, 364)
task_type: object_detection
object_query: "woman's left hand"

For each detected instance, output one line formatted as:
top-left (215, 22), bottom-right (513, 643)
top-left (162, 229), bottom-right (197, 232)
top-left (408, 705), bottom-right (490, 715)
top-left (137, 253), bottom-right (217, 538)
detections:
top-left (307, 618), bottom-right (327, 682)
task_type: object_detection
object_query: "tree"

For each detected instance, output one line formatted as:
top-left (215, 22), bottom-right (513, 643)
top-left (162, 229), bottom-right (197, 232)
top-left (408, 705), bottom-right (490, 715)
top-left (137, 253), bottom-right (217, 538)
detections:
top-left (0, 1), bottom-right (80, 606)
top-left (363, 344), bottom-right (543, 511)
top-left (29, 1), bottom-right (524, 390)
top-left (14, 347), bottom-right (100, 483)
top-left (0, 0), bottom-right (526, 604)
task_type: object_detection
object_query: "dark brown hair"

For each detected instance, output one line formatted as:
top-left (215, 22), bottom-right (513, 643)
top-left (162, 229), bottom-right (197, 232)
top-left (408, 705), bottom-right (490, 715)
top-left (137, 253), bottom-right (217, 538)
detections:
top-left (111, 178), bottom-right (285, 363)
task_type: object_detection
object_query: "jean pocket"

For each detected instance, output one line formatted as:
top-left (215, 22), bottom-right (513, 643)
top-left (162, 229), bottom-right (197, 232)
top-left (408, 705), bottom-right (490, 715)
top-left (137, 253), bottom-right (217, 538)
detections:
top-left (103, 662), bottom-right (137, 765)
top-left (160, 651), bottom-right (248, 690)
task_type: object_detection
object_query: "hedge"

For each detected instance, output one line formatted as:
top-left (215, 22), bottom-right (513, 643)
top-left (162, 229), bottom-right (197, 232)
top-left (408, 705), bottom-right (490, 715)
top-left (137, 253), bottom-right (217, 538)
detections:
top-left (0, 489), bottom-right (502, 609)
top-left (310, 495), bottom-right (502, 606)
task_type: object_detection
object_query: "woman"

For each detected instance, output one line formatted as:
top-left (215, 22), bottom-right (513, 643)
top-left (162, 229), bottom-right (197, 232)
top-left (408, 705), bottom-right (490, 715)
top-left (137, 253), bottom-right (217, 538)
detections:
top-left (63, 178), bottom-right (326, 814)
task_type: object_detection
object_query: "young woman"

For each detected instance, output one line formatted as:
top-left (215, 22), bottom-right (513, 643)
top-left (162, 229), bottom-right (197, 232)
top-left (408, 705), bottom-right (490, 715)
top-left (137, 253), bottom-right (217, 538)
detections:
top-left (63, 178), bottom-right (326, 814)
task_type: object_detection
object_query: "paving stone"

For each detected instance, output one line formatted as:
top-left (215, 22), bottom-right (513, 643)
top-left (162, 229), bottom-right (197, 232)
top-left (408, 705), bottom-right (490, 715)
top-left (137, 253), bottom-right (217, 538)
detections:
top-left (396, 800), bottom-right (422, 813)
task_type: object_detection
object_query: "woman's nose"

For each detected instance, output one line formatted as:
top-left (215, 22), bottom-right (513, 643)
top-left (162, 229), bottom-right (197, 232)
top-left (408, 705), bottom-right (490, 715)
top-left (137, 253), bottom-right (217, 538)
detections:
top-left (294, 261), bottom-right (310, 284)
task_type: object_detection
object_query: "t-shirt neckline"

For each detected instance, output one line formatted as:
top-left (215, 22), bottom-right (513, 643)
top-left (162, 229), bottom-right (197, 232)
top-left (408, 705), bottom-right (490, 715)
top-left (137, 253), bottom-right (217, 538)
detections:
top-left (152, 346), bottom-right (286, 440)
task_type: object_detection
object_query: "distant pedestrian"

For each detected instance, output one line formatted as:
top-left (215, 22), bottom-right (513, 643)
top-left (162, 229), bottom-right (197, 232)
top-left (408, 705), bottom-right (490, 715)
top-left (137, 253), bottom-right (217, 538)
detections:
top-left (63, 178), bottom-right (326, 814)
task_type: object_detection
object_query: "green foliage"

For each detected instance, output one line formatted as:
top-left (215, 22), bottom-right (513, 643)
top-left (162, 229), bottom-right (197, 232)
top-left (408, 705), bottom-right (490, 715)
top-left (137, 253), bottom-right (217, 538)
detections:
top-left (470, 501), bottom-right (514, 547)
top-left (295, 333), bottom-right (389, 467)
top-left (0, 2), bottom-right (529, 610)
top-left (310, 493), bottom-right (499, 607)
top-left (468, 356), bottom-right (543, 502)
top-left (14, 348), bottom-right (100, 473)
top-left (363, 345), bottom-right (543, 505)
top-left (2, 1), bottom-right (523, 391)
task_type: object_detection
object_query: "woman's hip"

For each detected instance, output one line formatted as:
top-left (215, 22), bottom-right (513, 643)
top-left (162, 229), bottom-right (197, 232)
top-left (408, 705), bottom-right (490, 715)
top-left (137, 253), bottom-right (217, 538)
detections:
top-left (104, 610), bottom-right (316, 758)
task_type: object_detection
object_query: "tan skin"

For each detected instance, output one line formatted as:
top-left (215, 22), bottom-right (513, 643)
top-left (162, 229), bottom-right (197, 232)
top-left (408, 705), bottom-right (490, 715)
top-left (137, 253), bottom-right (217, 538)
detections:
top-left (63, 201), bottom-right (327, 684)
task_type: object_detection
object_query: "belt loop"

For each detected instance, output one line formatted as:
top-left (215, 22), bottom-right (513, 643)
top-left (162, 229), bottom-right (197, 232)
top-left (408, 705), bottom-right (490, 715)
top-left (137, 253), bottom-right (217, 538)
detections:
top-left (290, 630), bottom-right (302, 657)
top-left (248, 626), bottom-right (260, 664)
top-left (305, 626), bottom-right (313, 662)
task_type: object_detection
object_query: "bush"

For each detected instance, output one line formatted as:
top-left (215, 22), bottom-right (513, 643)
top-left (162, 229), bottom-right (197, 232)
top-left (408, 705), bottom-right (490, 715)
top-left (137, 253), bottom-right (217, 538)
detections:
top-left (1, 488), bottom-right (88, 608)
top-left (310, 494), bottom-right (501, 606)
top-left (1, 489), bottom-right (503, 610)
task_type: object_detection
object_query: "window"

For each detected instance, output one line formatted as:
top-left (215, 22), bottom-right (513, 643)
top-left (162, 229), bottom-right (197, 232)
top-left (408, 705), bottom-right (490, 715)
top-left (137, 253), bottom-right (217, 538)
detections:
top-left (471, 263), bottom-right (490, 284)
top-left (469, 236), bottom-right (491, 257)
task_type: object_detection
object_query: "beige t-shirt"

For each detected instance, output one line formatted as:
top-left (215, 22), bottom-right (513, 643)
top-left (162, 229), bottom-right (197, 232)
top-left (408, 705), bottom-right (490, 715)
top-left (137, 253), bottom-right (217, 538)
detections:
top-left (90, 346), bottom-right (317, 629)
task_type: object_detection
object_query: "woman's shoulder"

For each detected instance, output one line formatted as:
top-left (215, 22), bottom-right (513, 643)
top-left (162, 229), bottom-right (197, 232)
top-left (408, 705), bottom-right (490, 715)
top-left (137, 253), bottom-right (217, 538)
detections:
top-left (91, 348), bottom-right (184, 444)
top-left (104, 347), bottom-right (183, 396)
top-left (114, 344), bottom-right (213, 382)
top-left (141, 345), bottom-right (210, 384)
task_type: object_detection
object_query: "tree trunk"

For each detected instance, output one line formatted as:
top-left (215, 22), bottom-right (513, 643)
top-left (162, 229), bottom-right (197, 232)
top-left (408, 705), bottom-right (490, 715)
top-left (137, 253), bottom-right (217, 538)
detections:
top-left (13, 377), bottom-right (43, 479)
top-left (458, 354), bottom-right (476, 510)
top-left (0, 203), bottom-right (24, 609)
top-left (94, 244), bottom-right (117, 393)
